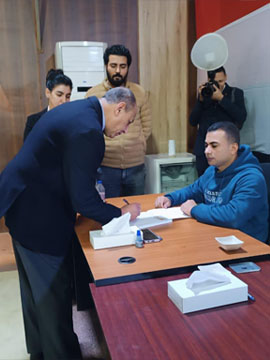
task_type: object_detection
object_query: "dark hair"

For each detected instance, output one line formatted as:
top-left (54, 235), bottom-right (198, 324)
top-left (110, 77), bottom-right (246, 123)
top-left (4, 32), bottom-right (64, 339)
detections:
top-left (207, 121), bottom-right (240, 146)
top-left (46, 69), bottom-right (73, 91)
top-left (103, 45), bottom-right (132, 67)
top-left (104, 87), bottom-right (136, 112)
top-left (207, 66), bottom-right (226, 80)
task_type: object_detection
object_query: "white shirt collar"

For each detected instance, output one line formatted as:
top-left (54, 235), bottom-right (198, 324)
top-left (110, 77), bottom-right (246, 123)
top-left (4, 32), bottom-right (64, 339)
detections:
top-left (98, 99), bottom-right (105, 131)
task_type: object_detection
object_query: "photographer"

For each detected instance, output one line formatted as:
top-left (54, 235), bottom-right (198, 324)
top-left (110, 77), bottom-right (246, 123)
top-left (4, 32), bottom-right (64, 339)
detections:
top-left (189, 66), bottom-right (247, 176)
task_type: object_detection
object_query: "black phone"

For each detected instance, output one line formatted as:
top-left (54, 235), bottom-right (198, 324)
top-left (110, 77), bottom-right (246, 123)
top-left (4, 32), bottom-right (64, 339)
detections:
top-left (141, 228), bottom-right (162, 243)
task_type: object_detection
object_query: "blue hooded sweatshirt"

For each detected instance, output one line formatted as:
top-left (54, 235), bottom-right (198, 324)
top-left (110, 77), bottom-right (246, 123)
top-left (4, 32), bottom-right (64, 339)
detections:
top-left (166, 145), bottom-right (268, 242)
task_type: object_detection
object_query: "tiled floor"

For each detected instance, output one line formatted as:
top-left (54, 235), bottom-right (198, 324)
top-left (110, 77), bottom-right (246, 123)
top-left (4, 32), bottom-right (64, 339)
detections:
top-left (0, 270), bottom-right (28, 360)
top-left (0, 270), bottom-right (109, 360)
top-left (0, 233), bottom-right (109, 360)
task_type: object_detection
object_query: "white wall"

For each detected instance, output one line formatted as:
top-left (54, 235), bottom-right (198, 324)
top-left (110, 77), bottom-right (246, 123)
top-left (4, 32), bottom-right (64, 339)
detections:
top-left (197, 4), bottom-right (270, 154)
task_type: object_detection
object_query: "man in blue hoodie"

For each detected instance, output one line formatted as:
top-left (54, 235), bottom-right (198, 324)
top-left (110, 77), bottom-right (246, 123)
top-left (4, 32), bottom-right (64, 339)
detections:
top-left (155, 122), bottom-right (268, 242)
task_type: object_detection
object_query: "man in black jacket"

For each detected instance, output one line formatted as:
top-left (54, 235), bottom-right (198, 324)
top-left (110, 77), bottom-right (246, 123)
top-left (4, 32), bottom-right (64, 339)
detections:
top-left (0, 87), bottom-right (140, 360)
top-left (189, 66), bottom-right (247, 176)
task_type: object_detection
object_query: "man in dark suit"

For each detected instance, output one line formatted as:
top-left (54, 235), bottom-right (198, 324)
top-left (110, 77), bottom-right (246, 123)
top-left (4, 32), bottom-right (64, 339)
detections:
top-left (189, 66), bottom-right (247, 176)
top-left (0, 87), bottom-right (140, 360)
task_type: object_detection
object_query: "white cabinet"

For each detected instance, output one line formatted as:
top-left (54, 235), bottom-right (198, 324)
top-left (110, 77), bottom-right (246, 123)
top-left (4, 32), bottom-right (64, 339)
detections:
top-left (145, 153), bottom-right (197, 194)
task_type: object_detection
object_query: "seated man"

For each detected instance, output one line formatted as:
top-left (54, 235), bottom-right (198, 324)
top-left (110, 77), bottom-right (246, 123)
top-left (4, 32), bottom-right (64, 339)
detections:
top-left (155, 121), bottom-right (268, 242)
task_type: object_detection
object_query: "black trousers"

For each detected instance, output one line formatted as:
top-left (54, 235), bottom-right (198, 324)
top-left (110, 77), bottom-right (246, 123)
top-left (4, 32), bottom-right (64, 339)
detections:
top-left (12, 239), bottom-right (82, 360)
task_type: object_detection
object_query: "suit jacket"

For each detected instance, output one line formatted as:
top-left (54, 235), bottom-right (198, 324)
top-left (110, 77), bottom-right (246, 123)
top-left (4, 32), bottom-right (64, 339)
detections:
top-left (189, 84), bottom-right (247, 156)
top-left (23, 108), bottom-right (47, 141)
top-left (0, 97), bottom-right (121, 255)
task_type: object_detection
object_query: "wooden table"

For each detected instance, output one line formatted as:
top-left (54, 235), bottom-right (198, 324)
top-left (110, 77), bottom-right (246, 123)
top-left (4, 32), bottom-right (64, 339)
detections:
top-left (2, 194), bottom-right (270, 359)
top-left (75, 194), bottom-right (270, 286)
top-left (90, 259), bottom-right (270, 360)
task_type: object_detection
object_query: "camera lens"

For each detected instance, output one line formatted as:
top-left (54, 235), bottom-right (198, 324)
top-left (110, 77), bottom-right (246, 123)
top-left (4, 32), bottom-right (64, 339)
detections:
top-left (201, 83), bottom-right (213, 97)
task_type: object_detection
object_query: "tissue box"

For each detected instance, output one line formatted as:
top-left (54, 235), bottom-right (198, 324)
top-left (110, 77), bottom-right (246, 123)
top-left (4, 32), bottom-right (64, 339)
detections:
top-left (89, 230), bottom-right (135, 250)
top-left (168, 272), bottom-right (248, 314)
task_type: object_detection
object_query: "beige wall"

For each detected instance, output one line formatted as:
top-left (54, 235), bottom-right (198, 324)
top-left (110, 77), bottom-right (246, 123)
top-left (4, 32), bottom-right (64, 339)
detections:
top-left (138, 0), bottom-right (189, 154)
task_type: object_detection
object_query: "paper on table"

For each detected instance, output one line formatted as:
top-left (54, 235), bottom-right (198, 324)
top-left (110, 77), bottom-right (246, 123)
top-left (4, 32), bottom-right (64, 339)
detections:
top-left (130, 216), bottom-right (172, 229)
top-left (139, 207), bottom-right (190, 220)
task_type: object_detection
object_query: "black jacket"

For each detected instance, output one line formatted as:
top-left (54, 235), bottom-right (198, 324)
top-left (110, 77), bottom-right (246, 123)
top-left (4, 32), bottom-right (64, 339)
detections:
top-left (0, 97), bottom-right (121, 255)
top-left (23, 107), bottom-right (47, 141)
top-left (189, 84), bottom-right (247, 156)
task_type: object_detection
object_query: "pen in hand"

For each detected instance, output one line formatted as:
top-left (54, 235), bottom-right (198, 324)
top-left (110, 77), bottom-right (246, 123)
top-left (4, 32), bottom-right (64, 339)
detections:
top-left (121, 198), bottom-right (141, 220)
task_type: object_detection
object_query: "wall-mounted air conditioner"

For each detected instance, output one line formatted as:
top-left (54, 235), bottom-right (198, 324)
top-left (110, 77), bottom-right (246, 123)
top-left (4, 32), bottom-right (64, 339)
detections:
top-left (55, 41), bottom-right (107, 100)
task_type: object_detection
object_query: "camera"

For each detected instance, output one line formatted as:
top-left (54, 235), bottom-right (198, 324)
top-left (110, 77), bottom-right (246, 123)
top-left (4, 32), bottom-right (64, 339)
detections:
top-left (201, 80), bottom-right (220, 98)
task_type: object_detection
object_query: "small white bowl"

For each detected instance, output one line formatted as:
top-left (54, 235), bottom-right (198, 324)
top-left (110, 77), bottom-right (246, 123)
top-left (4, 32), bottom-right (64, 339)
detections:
top-left (215, 235), bottom-right (244, 251)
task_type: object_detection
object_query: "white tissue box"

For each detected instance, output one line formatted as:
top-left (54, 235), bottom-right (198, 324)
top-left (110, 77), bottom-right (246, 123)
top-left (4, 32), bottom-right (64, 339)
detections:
top-left (168, 272), bottom-right (248, 314)
top-left (89, 230), bottom-right (135, 250)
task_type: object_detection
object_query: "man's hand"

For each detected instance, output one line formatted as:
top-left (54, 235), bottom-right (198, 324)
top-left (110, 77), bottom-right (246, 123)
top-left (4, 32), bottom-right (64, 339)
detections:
top-left (155, 196), bottom-right (171, 208)
top-left (180, 200), bottom-right (197, 216)
top-left (211, 84), bottom-right (224, 101)
top-left (121, 203), bottom-right (141, 221)
top-left (198, 83), bottom-right (205, 102)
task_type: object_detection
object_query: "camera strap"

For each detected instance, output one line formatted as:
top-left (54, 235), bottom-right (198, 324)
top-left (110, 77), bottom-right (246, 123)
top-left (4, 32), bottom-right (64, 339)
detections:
top-left (231, 88), bottom-right (236, 104)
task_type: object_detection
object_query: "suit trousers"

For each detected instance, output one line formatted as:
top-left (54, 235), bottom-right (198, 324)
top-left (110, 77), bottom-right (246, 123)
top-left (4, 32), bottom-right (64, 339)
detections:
top-left (12, 239), bottom-right (82, 360)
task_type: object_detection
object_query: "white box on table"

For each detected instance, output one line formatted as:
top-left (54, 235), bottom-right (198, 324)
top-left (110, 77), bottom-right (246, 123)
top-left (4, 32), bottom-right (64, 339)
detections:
top-left (168, 272), bottom-right (248, 314)
top-left (89, 230), bottom-right (135, 250)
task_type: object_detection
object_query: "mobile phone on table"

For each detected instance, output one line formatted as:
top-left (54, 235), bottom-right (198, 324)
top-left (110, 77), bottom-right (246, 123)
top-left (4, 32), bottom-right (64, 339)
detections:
top-left (229, 261), bottom-right (261, 273)
top-left (141, 228), bottom-right (162, 243)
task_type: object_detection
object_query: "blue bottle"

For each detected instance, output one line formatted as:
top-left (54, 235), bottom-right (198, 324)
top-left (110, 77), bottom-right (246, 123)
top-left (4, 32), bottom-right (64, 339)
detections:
top-left (135, 230), bottom-right (144, 248)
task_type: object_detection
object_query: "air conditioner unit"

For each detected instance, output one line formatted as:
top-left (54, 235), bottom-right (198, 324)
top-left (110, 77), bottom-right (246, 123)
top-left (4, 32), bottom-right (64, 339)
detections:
top-left (55, 41), bottom-right (107, 100)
